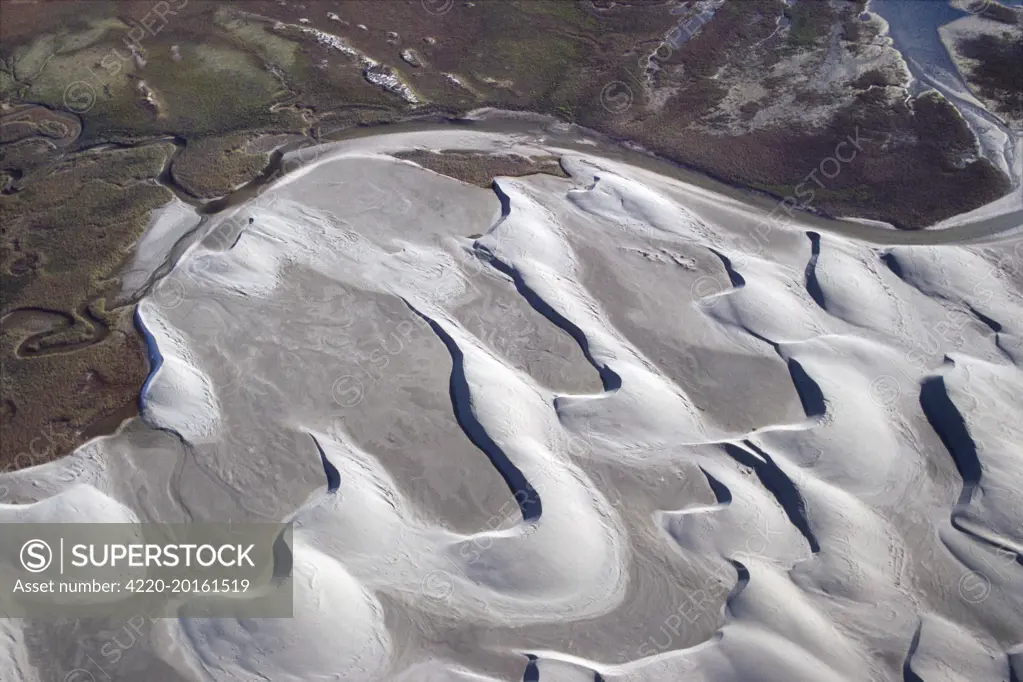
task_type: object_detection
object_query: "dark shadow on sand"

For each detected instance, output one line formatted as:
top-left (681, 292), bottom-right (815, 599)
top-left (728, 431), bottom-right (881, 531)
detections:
top-left (404, 300), bottom-right (542, 522)
top-left (478, 250), bottom-right (621, 392)
top-left (309, 434), bottom-right (341, 494)
top-left (723, 442), bottom-right (820, 553)
top-left (701, 466), bottom-right (733, 506)
top-left (902, 620), bottom-right (925, 682)
top-left (787, 358), bottom-right (827, 418)
top-left (804, 232), bottom-right (825, 310)
top-left (919, 373), bottom-right (980, 507)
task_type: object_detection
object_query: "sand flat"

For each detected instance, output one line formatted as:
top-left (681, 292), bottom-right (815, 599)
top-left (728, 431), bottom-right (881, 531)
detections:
top-left (1, 127), bottom-right (1021, 682)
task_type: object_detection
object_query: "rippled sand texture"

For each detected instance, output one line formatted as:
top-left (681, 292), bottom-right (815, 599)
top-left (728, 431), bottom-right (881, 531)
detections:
top-left (1, 130), bottom-right (1022, 682)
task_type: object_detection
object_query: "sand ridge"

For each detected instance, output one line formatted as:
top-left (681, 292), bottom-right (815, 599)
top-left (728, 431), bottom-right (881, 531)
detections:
top-left (1, 129), bottom-right (1021, 681)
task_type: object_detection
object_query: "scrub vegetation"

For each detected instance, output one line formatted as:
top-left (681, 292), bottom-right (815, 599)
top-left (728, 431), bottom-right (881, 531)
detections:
top-left (0, 0), bottom-right (1016, 468)
top-left (393, 151), bottom-right (568, 188)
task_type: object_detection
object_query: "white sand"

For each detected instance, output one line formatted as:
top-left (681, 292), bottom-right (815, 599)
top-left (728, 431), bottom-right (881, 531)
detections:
top-left (1, 128), bottom-right (1021, 681)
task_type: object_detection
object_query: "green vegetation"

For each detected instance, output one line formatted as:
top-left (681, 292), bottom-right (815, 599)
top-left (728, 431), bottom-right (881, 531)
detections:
top-left (511, 0), bottom-right (597, 28)
top-left (912, 90), bottom-right (978, 164)
top-left (0, 311), bottom-right (147, 473)
top-left (392, 151), bottom-right (568, 188)
top-left (1, 144), bottom-right (175, 313)
top-left (852, 69), bottom-right (893, 90)
top-left (0, 144), bottom-right (172, 468)
top-left (959, 31), bottom-right (1023, 117)
top-left (786, 3), bottom-right (824, 49)
top-left (486, 33), bottom-right (579, 101)
top-left (171, 134), bottom-right (271, 199)
top-left (10, 28), bottom-right (303, 143)
top-left (0, 0), bottom-right (1017, 468)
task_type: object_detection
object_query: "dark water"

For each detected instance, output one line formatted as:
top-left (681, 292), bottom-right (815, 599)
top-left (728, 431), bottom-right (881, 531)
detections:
top-left (871, 0), bottom-right (970, 87)
top-left (872, 0), bottom-right (1023, 84)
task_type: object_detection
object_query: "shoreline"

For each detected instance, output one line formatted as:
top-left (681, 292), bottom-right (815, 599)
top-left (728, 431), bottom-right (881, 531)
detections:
top-left (10, 113), bottom-right (1022, 473)
top-left (284, 114), bottom-right (1023, 244)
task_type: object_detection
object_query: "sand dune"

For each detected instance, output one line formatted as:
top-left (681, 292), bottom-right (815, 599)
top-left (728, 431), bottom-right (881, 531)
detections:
top-left (1, 127), bottom-right (1021, 681)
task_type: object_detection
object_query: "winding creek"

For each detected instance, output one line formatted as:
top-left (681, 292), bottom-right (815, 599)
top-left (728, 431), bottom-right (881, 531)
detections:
top-left (9, 112), bottom-right (1023, 360)
top-left (3, 111), bottom-right (1021, 457)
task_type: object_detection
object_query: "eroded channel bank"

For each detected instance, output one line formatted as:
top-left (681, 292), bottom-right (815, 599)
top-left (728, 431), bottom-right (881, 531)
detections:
top-left (10, 113), bottom-right (1023, 472)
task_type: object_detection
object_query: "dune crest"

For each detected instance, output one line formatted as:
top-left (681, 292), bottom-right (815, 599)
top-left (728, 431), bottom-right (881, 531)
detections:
top-left (2, 130), bottom-right (1021, 682)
